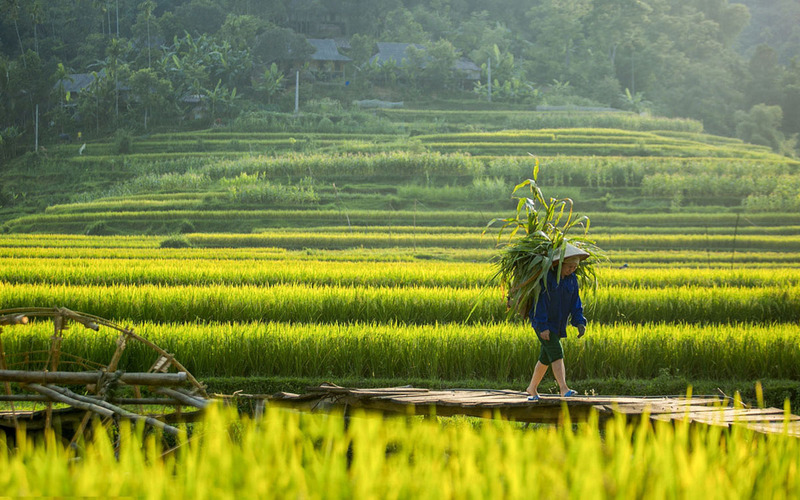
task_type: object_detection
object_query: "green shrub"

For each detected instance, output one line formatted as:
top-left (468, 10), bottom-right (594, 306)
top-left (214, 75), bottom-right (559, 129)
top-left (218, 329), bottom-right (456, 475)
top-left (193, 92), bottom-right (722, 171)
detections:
top-left (114, 129), bottom-right (134, 155)
top-left (177, 219), bottom-right (196, 233)
top-left (317, 116), bottom-right (334, 132)
top-left (84, 220), bottom-right (114, 235)
top-left (159, 234), bottom-right (192, 248)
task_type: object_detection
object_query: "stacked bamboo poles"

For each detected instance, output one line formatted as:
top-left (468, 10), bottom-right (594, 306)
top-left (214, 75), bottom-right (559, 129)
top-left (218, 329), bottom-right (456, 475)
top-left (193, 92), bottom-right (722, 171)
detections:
top-left (0, 307), bottom-right (210, 436)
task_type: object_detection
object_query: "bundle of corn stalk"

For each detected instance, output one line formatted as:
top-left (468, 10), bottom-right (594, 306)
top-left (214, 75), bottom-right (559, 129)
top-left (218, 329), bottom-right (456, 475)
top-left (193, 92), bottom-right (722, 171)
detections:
top-left (487, 162), bottom-right (606, 318)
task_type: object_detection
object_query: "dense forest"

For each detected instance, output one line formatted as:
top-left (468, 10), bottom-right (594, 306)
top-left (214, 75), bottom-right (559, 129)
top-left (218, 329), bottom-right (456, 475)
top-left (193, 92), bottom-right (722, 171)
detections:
top-left (0, 0), bottom-right (798, 159)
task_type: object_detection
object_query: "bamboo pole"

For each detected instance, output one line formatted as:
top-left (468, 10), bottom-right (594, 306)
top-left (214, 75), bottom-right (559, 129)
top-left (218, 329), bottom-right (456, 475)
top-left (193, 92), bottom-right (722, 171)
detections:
top-left (0, 314), bottom-right (28, 326)
top-left (25, 383), bottom-right (115, 418)
top-left (39, 384), bottom-right (180, 435)
top-left (155, 388), bottom-right (211, 409)
top-left (0, 370), bottom-right (187, 386)
top-left (0, 394), bottom-right (184, 405)
top-left (0, 333), bottom-right (20, 431)
top-left (106, 332), bottom-right (129, 373)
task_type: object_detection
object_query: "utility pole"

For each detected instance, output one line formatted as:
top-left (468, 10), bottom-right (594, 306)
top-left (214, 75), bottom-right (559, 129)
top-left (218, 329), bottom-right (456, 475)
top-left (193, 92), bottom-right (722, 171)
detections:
top-left (487, 58), bottom-right (492, 102)
top-left (294, 70), bottom-right (299, 114)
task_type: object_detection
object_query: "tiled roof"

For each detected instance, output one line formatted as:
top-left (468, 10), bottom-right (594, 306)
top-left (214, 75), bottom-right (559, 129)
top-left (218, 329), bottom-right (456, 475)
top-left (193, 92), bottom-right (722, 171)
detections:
top-left (55, 72), bottom-right (101, 93)
top-left (455, 58), bottom-right (480, 72)
top-left (370, 42), bottom-right (426, 65)
top-left (308, 38), bottom-right (351, 61)
top-left (54, 70), bottom-right (130, 92)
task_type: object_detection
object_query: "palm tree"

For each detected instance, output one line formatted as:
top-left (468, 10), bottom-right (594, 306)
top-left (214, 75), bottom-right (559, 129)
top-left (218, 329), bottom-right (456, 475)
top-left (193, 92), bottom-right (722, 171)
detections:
top-left (1, 0), bottom-right (26, 63)
top-left (51, 63), bottom-right (73, 133)
top-left (138, 0), bottom-right (156, 68)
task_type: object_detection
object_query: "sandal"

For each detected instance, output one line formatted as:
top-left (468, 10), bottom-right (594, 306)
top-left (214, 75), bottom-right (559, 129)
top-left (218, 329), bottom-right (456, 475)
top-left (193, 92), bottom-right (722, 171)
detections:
top-left (527, 394), bottom-right (540, 401)
top-left (562, 389), bottom-right (577, 397)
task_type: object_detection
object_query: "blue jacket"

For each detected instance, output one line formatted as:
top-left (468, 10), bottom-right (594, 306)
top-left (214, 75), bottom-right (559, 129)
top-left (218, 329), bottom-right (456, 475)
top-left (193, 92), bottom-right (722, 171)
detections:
top-left (529, 271), bottom-right (586, 338)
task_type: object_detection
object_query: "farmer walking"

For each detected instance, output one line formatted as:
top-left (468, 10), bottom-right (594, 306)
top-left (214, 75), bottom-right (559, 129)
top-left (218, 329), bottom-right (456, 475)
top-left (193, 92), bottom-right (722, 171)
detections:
top-left (525, 243), bottom-right (589, 401)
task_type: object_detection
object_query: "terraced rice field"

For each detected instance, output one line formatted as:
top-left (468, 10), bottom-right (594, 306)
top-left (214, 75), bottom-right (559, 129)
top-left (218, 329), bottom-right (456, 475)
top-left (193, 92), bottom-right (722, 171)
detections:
top-left (2, 111), bottom-right (799, 497)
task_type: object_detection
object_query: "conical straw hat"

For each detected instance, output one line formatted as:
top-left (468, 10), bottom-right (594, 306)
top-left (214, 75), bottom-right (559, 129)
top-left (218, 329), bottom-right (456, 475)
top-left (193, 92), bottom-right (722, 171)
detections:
top-left (553, 243), bottom-right (590, 262)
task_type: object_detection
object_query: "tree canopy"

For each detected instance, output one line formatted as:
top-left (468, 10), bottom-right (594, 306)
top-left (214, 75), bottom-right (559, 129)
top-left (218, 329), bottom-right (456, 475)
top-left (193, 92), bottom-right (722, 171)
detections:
top-left (0, 0), bottom-right (797, 157)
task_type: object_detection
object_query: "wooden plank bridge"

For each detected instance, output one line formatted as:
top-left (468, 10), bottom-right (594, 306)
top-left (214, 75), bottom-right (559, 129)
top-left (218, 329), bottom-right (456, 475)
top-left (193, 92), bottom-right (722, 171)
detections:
top-left (265, 384), bottom-right (800, 437)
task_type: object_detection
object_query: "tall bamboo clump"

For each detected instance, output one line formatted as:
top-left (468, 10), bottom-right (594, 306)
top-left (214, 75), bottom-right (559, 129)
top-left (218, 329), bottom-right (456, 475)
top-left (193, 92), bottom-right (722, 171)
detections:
top-left (488, 160), bottom-right (606, 318)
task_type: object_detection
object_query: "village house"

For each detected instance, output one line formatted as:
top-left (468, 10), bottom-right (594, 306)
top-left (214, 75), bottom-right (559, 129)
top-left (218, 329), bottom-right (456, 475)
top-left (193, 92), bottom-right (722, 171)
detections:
top-left (304, 38), bottom-right (351, 80)
top-left (369, 42), bottom-right (481, 88)
top-left (54, 71), bottom-right (131, 105)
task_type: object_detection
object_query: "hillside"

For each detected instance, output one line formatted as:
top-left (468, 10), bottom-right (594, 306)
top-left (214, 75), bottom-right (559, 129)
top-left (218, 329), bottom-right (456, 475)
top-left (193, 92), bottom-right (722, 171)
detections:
top-left (1, 109), bottom-right (797, 238)
top-left (1, 0), bottom-right (798, 164)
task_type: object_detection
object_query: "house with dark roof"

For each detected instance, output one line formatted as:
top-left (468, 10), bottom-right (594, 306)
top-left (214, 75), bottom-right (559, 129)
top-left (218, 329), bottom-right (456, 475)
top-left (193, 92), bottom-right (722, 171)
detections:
top-left (369, 42), bottom-right (426, 66)
top-left (54, 73), bottom-right (101, 103)
top-left (306, 38), bottom-right (351, 79)
top-left (54, 71), bottom-right (131, 105)
top-left (454, 58), bottom-right (481, 82)
top-left (369, 42), bottom-right (482, 88)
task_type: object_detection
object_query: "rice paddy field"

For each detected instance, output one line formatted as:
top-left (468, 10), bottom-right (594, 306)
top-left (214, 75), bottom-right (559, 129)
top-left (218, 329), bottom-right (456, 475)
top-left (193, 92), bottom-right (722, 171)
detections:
top-left (2, 109), bottom-right (800, 497)
top-left (1, 229), bottom-right (798, 402)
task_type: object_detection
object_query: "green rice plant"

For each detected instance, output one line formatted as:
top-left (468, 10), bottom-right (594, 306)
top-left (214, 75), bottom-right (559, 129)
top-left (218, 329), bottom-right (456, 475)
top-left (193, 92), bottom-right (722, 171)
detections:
top-left (3, 251), bottom-right (800, 290)
top-left (2, 405), bottom-right (799, 498)
top-left (0, 282), bottom-right (504, 324)
top-left (486, 156), bottom-right (799, 189)
top-left (379, 108), bottom-right (705, 132)
top-left (221, 174), bottom-right (319, 204)
top-left (0, 234), bottom-right (157, 248)
top-left (0, 239), bottom-right (496, 263)
top-left (396, 177), bottom-right (510, 205)
top-left (0, 256), bottom-right (490, 288)
top-left (187, 231), bottom-right (491, 250)
top-left (123, 321), bottom-right (800, 380)
top-left (102, 171), bottom-right (213, 197)
top-left (0, 209), bottom-right (492, 233)
top-left (68, 151), bottom-right (249, 164)
top-left (597, 268), bottom-right (800, 288)
top-left (8, 205), bottom-right (800, 235)
top-left (45, 198), bottom-right (207, 214)
top-left (416, 128), bottom-right (665, 143)
top-left (592, 233), bottom-right (800, 252)
top-left (591, 285), bottom-right (800, 323)
top-left (147, 132), bottom-right (397, 142)
top-left (488, 161), bottom-right (605, 317)
top-left (597, 250), bottom-right (800, 266)
top-left (1, 281), bottom-right (798, 325)
top-left (202, 151), bottom-right (484, 181)
top-left (4, 320), bottom-right (800, 381)
top-left (14, 221), bottom-right (800, 252)
top-left (0, 231), bottom-right (797, 285)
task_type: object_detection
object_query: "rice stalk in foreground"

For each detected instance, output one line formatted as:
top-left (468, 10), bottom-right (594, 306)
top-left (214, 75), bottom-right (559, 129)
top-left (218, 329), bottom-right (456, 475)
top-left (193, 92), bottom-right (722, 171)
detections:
top-left (1, 405), bottom-right (799, 498)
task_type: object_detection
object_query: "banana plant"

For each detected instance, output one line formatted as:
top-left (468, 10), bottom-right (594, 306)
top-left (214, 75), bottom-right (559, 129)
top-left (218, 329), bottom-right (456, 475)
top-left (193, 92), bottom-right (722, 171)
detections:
top-left (258, 63), bottom-right (285, 104)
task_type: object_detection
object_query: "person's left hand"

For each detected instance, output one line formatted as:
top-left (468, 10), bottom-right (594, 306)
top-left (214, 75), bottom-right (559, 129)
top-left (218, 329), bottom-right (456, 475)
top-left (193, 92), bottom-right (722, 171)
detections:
top-left (577, 325), bottom-right (586, 338)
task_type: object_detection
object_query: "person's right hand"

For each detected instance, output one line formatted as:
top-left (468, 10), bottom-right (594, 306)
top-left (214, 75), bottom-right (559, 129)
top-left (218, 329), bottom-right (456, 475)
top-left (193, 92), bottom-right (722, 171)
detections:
top-left (539, 329), bottom-right (550, 341)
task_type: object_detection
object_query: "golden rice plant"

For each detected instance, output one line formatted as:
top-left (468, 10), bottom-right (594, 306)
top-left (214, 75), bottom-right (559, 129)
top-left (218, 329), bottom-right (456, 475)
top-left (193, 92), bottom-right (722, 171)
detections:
top-left (2, 405), bottom-right (799, 498)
